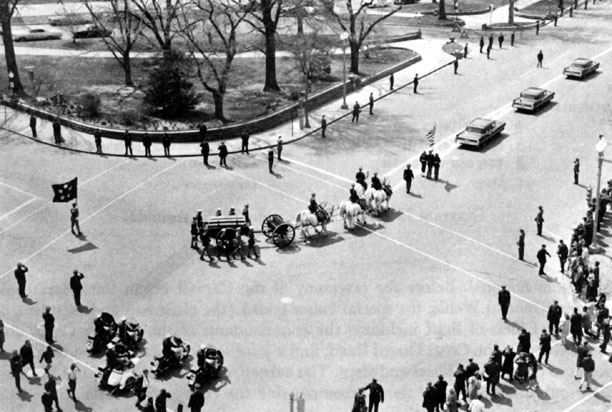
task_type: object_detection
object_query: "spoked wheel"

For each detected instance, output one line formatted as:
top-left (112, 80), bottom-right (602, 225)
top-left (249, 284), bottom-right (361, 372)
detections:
top-left (272, 223), bottom-right (295, 248)
top-left (262, 214), bottom-right (284, 238)
top-left (215, 228), bottom-right (237, 249)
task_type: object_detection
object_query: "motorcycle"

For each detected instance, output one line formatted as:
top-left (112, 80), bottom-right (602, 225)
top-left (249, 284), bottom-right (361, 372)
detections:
top-left (87, 312), bottom-right (118, 354)
top-left (96, 357), bottom-right (140, 395)
top-left (150, 336), bottom-right (190, 377)
top-left (116, 319), bottom-right (144, 350)
top-left (188, 345), bottom-right (224, 388)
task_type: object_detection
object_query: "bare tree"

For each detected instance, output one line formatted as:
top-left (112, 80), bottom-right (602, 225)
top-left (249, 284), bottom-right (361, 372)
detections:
top-left (324, 0), bottom-right (400, 74)
top-left (245, 0), bottom-right (284, 92)
top-left (86, 0), bottom-right (144, 86)
top-left (130, 0), bottom-right (180, 58)
top-left (508, 0), bottom-right (515, 24)
top-left (178, 0), bottom-right (251, 122)
top-left (438, 0), bottom-right (446, 20)
top-left (0, 0), bottom-right (24, 94)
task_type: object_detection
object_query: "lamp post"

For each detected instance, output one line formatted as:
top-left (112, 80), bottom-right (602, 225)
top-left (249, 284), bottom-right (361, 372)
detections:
top-left (340, 31), bottom-right (349, 110)
top-left (592, 135), bottom-right (607, 251)
top-left (489, 4), bottom-right (495, 25)
top-left (8, 71), bottom-right (15, 96)
top-left (416, 12), bottom-right (422, 34)
top-left (548, 0), bottom-right (552, 15)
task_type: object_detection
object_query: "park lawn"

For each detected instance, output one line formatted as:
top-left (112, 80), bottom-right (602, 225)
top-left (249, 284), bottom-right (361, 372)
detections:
top-left (0, 48), bottom-right (416, 127)
top-left (398, 0), bottom-right (508, 13)
top-left (518, 0), bottom-right (562, 15)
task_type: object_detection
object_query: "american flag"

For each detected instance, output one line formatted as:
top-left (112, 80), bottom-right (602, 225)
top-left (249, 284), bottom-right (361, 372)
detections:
top-left (426, 123), bottom-right (436, 147)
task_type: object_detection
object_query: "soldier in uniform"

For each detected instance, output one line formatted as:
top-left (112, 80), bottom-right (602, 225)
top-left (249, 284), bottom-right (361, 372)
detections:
top-left (371, 173), bottom-right (382, 191)
top-left (426, 151), bottom-right (434, 179)
top-left (242, 205), bottom-right (251, 226)
top-left (199, 231), bottom-right (214, 262)
top-left (191, 218), bottom-right (199, 249)
top-left (356, 168), bottom-right (367, 190)
top-left (535, 206), bottom-right (544, 236)
top-left (70, 269), bottom-right (85, 307)
top-left (309, 193), bottom-right (318, 214)
top-left (43, 307), bottom-right (55, 344)
top-left (200, 139), bottom-right (210, 166)
top-left (433, 153), bottom-right (441, 181)
top-left (419, 151), bottom-right (427, 176)
top-left (247, 229), bottom-right (259, 259)
top-left (349, 184), bottom-right (359, 203)
top-left (229, 207), bottom-right (236, 216)
top-left (403, 164), bottom-right (414, 194)
top-left (537, 244), bottom-right (551, 276)
top-left (517, 229), bottom-right (525, 260)
top-left (71, 202), bottom-right (82, 236)
top-left (557, 240), bottom-right (569, 273)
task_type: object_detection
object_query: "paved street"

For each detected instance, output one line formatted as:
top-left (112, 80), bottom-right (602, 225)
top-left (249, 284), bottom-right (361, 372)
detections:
top-left (2, 3), bottom-right (612, 412)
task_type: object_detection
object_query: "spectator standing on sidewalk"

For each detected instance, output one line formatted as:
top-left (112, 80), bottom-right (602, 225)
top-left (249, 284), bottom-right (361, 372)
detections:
top-left (52, 117), bottom-right (62, 144)
top-left (486, 44), bottom-right (492, 59)
top-left (143, 133), bottom-right (152, 157)
top-left (498, 33), bottom-right (504, 48)
top-left (268, 148), bottom-right (274, 174)
top-left (321, 115), bottom-right (327, 138)
top-left (537, 50), bottom-right (544, 67)
top-left (517, 229), bottom-right (525, 260)
top-left (277, 137), bottom-right (283, 161)
top-left (200, 139), bottom-right (209, 166)
top-left (547, 300), bottom-right (562, 334)
top-left (94, 131), bottom-right (102, 154)
top-left (600, 317), bottom-right (611, 353)
top-left (241, 134), bottom-right (250, 154)
top-left (389, 73), bottom-right (394, 90)
top-left (124, 130), bottom-right (133, 156)
top-left (452, 364), bottom-right (467, 405)
top-left (352, 102), bottom-right (361, 123)
top-left (162, 132), bottom-right (171, 157)
top-left (510, 32), bottom-right (515, 46)
top-left (30, 115), bottom-right (37, 138)
top-left (479, 36), bottom-right (484, 53)
top-left (558, 240), bottom-right (569, 273)
top-left (538, 329), bottom-right (551, 364)
top-left (218, 142), bottom-right (228, 167)
top-left (453, 59), bottom-right (458, 75)
top-left (574, 158), bottom-right (580, 184)
top-left (413, 74), bottom-right (419, 93)
top-left (369, 92), bottom-right (374, 115)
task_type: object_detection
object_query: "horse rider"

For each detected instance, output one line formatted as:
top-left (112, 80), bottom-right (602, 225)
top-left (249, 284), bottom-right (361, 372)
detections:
top-left (229, 207), bottom-right (236, 216)
top-left (371, 173), bottom-right (382, 191)
top-left (349, 184), bottom-right (359, 203)
top-left (215, 208), bottom-right (222, 217)
top-left (308, 193), bottom-right (318, 214)
top-left (356, 167), bottom-right (367, 191)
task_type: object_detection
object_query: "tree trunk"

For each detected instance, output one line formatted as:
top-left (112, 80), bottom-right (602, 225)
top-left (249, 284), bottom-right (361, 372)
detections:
top-left (263, 28), bottom-right (280, 92)
top-left (0, 1), bottom-right (24, 94)
top-left (508, 0), bottom-right (515, 24)
top-left (349, 39), bottom-right (360, 74)
top-left (123, 53), bottom-right (134, 86)
top-left (212, 90), bottom-right (226, 122)
top-left (297, 10), bottom-right (303, 34)
top-left (438, 0), bottom-right (446, 19)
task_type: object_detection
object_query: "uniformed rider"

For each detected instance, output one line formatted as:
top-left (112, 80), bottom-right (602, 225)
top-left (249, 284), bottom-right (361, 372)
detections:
top-left (308, 193), bottom-right (318, 214)
top-left (228, 207), bottom-right (236, 216)
top-left (349, 184), bottom-right (359, 203)
top-left (371, 173), bottom-right (382, 191)
top-left (215, 208), bottom-right (222, 217)
top-left (356, 168), bottom-right (367, 191)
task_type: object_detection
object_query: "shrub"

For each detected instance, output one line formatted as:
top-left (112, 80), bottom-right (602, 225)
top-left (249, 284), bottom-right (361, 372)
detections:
top-left (79, 93), bottom-right (101, 118)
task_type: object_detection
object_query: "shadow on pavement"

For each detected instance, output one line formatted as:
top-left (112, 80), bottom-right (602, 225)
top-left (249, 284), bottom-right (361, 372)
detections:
top-left (505, 320), bottom-right (526, 331)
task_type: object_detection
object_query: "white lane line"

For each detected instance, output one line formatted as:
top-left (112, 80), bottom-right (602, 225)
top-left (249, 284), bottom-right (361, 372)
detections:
top-left (0, 159), bottom-right (130, 236)
top-left (561, 378), bottom-right (612, 412)
top-left (0, 159), bottom-right (187, 279)
top-left (0, 181), bottom-right (39, 198)
top-left (229, 167), bottom-right (548, 312)
top-left (281, 156), bottom-right (353, 184)
top-left (0, 197), bottom-right (38, 221)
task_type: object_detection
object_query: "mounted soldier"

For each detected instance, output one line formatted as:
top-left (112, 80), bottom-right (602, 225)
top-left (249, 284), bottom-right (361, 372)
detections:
top-left (356, 168), bottom-right (368, 191)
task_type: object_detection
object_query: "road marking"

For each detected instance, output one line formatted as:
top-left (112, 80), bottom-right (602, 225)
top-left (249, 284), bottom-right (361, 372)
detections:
top-left (561, 378), bottom-right (612, 412)
top-left (0, 197), bottom-right (38, 221)
top-left (281, 156), bottom-right (353, 184)
top-left (0, 159), bottom-right (186, 279)
top-left (0, 181), bottom-right (39, 198)
top-left (0, 159), bottom-right (130, 236)
top-left (229, 167), bottom-right (548, 312)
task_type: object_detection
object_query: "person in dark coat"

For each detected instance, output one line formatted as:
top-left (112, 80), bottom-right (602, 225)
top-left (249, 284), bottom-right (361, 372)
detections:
top-left (498, 286), bottom-right (511, 321)
top-left (599, 317), bottom-right (611, 353)
top-left (534, 206), bottom-right (544, 235)
top-left (356, 168), bottom-right (367, 190)
top-left (241, 134), bottom-right (250, 154)
top-left (426, 150), bottom-right (434, 179)
top-left (389, 73), bottom-right (394, 90)
top-left (517, 329), bottom-right (531, 354)
top-left (547, 300), bottom-right (563, 334)
top-left (44, 367), bottom-right (60, 410)
top-left (70, 269), bottom-right (85, 307)
top-left (491, 344), bottom-right (503, 366)
top-left (537, 244), bottom-right (551, 276)
top-left (361, 379), bottom-right (384, 412)
top-left (369, 92), bottom-right (374, 115)
top-left (465, 358), bottom-right (479, 382)
top-left (321, 115), bottom-right (327, 138)
top-left (134, 369), bottom-right (149, 407)
top-left (352, 389), bottom-right (367, 412)
top-left (452, 364), bottom-right (467, 404)
top-left (143, 133), bottom-right (152, 157)
top-left (453, 59), bottom-right (458, 75)
top-left (432, 153), bottom-right (441, 180)
top-left (413, 74), bottom-right (419, 93)
top-left (160, 132), bottom-right (171, 157)
top-left (501, 346), bottom-right (516, 381)
top-left (575, 341), bottom-right (589, 379)
top-left (538, 329), bottom-right (552, 364)
top-left (488, 34), bottom-right (494, 48)
top-left (277, 136), bottom-right (283, 161)
top-left (199, 231), bottom-right (214, 262)
top-left (422, 382), bottom-right (437, 412)
top-left (403, 165), bottom-right (415, 194)
top-left (10, 350), bottom-right (23, 392)
top-left (94, 131), bottom-right (102, 154)
top-left (483, 356), bottom-right (500, 396)
top-left (199, 124), bottom-right (207, 141)
top-left (30, 115), bottom-right (37, 138)
top-left (432, 375), bottom-right (447, 411)
top-left (557, 240), bottom-right (569, 273)
top-left (52, 117), bottom-right (62, 144)
top-left (537, 50), bottom-right (544, 68)
top-left (218, 142), bottom-right (228, 167)
top-left (42, 306), bottom-right (55, 344)
top-left (200, 139), bottom-right (210, 166)
top-left (0, 319), bottom-right (5, 352)
top-left (352, 102), bottom-right (361, 123)
top-left (486, 43), bottom-right (492, 59)
top-left (20, 340), bottom-right (37, 376)
top-left (188, 384), bottom-right (205, 412)
top-left (479, 36), bottom-right (484, 53)
top-left (14, 262), bottom-right (28, 299)
top-left (268, 148), bottom-right (274, 174)
top-left (71, 202), bottom-right (82, 236)
top-left (155, 388), bottom-right (172, 412)
top-left (570, 307), bottom-right (584, 345)
top-left (517, 229), bottom-right (525, 260)
top-left (574, 158), bottom-right (580, 185)
top-left (464, 43), bottom-right (468, 58)
top-left (419, 151), bottom-right (427, 176)
top-left (124, 130), bottom-right (133, 156)
top-left (498, 33), bottom-right (504, 48)
top-left (42, 389), bottom-right (54, 412)
top-left (510, 31), bottom-right (515, 46)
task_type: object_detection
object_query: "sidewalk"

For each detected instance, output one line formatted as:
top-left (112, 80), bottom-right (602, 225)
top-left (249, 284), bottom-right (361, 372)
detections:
top-left (1, 38), bottom-right (454, 158)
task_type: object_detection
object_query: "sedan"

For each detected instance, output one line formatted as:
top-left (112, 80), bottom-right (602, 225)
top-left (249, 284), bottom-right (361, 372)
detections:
top-left (73, 26), bottom-right (112, 39)
top-left (12, 28), bottom-right (63, 42)
top-left (563, 58), bottom-right (600, 79)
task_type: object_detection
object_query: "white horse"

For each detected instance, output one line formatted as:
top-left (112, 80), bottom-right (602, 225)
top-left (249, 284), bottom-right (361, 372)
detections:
top-left (365, 176), bottom-right (392, 216)
top-left (339, 200), bottom-right (367, 230)
top-left (295, 202), bottom-right (334, 239)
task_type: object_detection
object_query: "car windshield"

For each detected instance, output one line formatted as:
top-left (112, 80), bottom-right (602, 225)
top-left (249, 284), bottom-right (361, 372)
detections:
top-left (573, 62), bottom-right (588, 68)
top-left (521, 91), bottom-right (542, 99)
top-left (466, 126), bottom-right (484, 134)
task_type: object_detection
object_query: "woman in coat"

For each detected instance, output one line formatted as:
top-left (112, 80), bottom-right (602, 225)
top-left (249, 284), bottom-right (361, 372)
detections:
top-left (467, 373), bottom-right (481, 400)
top-left (501, 345), bottom-right (516, 380)
top-left (446, 387), bottom-right (459, 412)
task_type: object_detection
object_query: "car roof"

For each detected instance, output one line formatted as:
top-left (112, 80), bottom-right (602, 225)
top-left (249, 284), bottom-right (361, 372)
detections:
top-left (469, 118), bottom-right (494, 128)
top-left (573, 58), bottom-right (591, 64)
top-left (523, 87), bottom-right (545, 95)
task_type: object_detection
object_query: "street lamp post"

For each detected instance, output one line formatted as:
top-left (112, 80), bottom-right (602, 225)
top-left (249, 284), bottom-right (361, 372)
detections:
top-left (548, 0), bottom-right (552, 16)
top-left (340, 31), bottom-right (349, 110)
top-left (592, 136), bottom-right (607, 251)
top-left (416, 12), bottom-right (422, 35)
top-left (8, 71), bottom-right (15, 96)
top-left (489, 4), bottom-right (495, 26)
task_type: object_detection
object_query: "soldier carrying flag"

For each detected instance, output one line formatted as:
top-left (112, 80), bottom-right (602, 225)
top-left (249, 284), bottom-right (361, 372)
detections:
top-left (51, 178), bottom-right (81, 236)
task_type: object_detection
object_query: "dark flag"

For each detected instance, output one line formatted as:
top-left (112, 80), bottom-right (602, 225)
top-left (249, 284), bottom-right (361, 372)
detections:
top-left (52, 178), bottom-right (77, 202)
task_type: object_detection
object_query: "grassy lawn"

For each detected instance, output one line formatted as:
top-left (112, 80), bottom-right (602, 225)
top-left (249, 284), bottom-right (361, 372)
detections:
top-left (518, 0), bottom-right (562, 15)
top-left (0, 48), bottom-right (415, 128)
top-left (397, 0), bottom-right (508, 13)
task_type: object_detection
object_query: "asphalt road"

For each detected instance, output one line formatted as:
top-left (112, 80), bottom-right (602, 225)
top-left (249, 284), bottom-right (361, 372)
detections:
top-left (2, 4), bottom-right (612, 412)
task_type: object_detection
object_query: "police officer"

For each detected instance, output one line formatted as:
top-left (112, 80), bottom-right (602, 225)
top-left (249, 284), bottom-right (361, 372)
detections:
top-left (371, 173), bottom-right (382, 191)
top-left (71, 202), bottom-right (82, 236)
top-left (42, 307), bottom-right (55, 344)
top-left (242, 204), bottom-right (251, 226)
top-left (433, 153), bottom-right (441, 181)
top-left (356, 168), bottom-right (367, 190)
top-left (200, 139), bottom-right (210, 166)
top-left (14, 262), bottom-right (28, 298)
top-left (535, 206), bottom-right (544, 236)
top-left (419, 151), bottom-right (427, 176)
top-left (537, 244), bottom-right (551, 276)
top-left (70, 269), bottom-right (85, 307)
top-left (426, 150), bottom-right (434, 179)
top-left (403, 164), bottom-right (414, 194)
top-left (349, 184), bottom-right (359, 203)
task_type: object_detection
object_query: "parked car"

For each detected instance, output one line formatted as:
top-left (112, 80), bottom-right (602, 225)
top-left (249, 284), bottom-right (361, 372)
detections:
top-left (368, 0), bottom-right (391, 7)
top-left (49, 14), bottom-right (92, 26)
top-left (455, 118), bottom-right (506, 148)
top-left (73, 25), bottom-right (112, 39)
top-left (393, 0), bottom-right (418, 4)
top-left (563, 58), bottom-right (600, 79)
top-left (512, 87), bottom-right (554, 113)
top-left (12, 28), bottom-right (62, 42)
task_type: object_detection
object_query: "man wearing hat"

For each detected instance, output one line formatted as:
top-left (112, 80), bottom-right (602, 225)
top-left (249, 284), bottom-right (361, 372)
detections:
top-left (229, 207), bottom-right (236, 216)
top-left (188, 383), bottom-right (205, 412)
top-left (356, 167), bottom-right (367, 190)
top-left (242, 205), bottom-right (251, 226)
top-left (498, 286), bottom-right (511, 321)
top-left (537, 244), bottom-right (551, 276)
top-left (360, 378), bottom-right (384, 412)
top-left (403, 164), bottom-right (414, 194)
top-left (70, 269), bottom-right (85, 307)
top-left (579, 352), bottom-right (595, 392)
